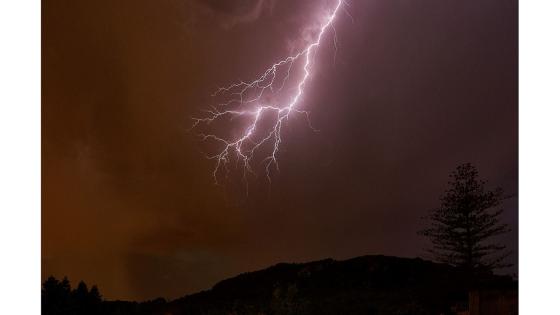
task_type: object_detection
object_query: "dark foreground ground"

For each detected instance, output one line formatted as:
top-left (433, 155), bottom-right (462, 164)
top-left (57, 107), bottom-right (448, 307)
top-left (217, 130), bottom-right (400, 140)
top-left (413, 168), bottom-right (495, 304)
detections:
top-left (43, 255), bottom-right (518, 315)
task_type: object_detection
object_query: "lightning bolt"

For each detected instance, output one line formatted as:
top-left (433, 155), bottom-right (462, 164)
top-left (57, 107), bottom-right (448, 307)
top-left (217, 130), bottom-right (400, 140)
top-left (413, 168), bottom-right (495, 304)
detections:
top-left (193, 0), bottom-right (346, 186)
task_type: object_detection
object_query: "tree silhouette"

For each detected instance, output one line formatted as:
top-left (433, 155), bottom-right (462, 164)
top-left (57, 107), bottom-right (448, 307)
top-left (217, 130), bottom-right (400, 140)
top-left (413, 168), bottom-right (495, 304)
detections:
top-left (420, 163), bottom-right (511, 275)
top-left (42, 277), bottom-right (103, 315)
top-left (88, 285), bottom-right (102, 303)
top-left (72, 281), bottom-right (89, 303)
top-left (42, 276), bottom-right (72, 315)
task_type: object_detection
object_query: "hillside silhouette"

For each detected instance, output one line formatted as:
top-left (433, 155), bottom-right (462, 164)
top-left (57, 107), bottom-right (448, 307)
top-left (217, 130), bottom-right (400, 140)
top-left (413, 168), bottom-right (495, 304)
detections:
top-left (43, 255), bottom-right (517, 315)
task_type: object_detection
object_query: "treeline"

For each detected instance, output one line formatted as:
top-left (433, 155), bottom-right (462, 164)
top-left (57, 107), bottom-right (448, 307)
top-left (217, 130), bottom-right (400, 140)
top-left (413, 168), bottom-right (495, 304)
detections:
top-left (42, 276), bottom-right (102, 315)
top-left (42, 277), bottom-right (167, 315)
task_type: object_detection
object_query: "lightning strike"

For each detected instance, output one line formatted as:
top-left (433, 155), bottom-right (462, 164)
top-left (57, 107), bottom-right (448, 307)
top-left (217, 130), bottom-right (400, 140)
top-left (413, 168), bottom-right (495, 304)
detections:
top-left (193, 0), bottom-right (346, 185)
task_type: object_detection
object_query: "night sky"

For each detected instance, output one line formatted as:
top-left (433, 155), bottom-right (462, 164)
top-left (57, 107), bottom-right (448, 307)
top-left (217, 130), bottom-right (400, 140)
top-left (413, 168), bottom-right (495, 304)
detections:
top-left (42, 0), bottom-right (518, 301)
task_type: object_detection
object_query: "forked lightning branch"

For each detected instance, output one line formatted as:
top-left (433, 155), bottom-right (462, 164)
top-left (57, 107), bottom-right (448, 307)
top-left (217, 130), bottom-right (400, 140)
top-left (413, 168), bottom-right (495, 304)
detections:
top-left (192, 0), bottom-right (346, 184)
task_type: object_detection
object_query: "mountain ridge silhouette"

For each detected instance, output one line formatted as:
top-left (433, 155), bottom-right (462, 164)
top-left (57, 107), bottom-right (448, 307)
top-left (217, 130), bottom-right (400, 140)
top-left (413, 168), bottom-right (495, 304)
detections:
top-left (61, 255), bottom-right (515, 315)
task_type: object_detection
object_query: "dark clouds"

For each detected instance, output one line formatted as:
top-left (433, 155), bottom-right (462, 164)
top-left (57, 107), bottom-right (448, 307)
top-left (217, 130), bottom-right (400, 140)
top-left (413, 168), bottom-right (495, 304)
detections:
top-left (43, 0), bottom-right (518, 301)
top-left (200, 0), bottom-right (276, 28)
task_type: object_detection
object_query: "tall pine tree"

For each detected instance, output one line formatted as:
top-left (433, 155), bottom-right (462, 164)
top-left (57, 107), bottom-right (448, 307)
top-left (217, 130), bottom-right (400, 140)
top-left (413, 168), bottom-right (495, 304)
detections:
top-left (420, 163), bottom-right (511, 275)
